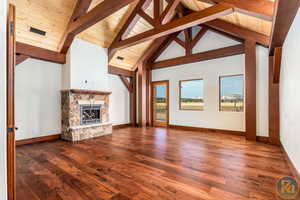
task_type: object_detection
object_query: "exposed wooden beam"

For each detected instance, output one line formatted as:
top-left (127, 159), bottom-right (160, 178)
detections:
top-left (152, 44), bottom-right (245, 69)
top-left (245, 40), bottom-right (257, 141)
top-left (173, 36), bottom-right (185, 48)
top-left (207, 26), bottom-right (244, 43)
top-left (59, 0), bottom-right (92, 53)
top-left (132, 35), bottom-right (170, 71)
top-left (119, 75), bottom-right (133, 92)
top-left (268, 56), bottom-right (280, 145)
top-left (184, 28), bottom-right (192, 55)
top-left (154, 0), bottom-right (164, 23)
top-left (198, 0), bottom-right (274, 21)
top-left (137, 63), bottom-right (148, 127)
top-left (67, 0), bottom-right (137, 36)
top-left (160, 0), bottom-right (181, 24)
top-left (16, 42), bottom-right (66, 64)
top-left (110, 4), bottom-right (234, 51)
top-left (108, 65), bottom-right (134, 77)
top-left (16, 54), bottom-right (29, 65)
top-left (191, 26), bottom-right (208, 48)
top-left (146, 32), bottom-right (181, 64)
top-left (132, 13), bottom-right (182, 71)
top-left (205, 19), bottom-right (270, 47)
top-left (130, 73), bottom-right (137, 126)
top-left (108, 0), bottom-right (152, 62)
top-left (131, 6), bottom-right (183, 71)
top-left (273, 47), bottom-right (282, 83)
top-left (269, 0), bottom-right (300, 55)
top-left (138, 10), bottom-right (156, 26)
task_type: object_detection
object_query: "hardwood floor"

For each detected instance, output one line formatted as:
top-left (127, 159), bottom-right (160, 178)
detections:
top-left (16, 127), bottom-right (293, 200)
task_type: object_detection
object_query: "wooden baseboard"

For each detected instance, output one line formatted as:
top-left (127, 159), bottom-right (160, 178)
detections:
top-left (16, 134), bottom-right (61, 146)
top-left (257, 136), bottom-right (271, 144)
top-left (112, 123), bottom-right (132, 130)
top-left (16, 124), bottom-right (133, 146)
top-left (168, 125), bottom-right (244, 136)
top-left (280, 142), bottom-right (300, 183)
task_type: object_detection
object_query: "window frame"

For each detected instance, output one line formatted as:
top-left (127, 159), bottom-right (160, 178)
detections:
top-left (179, 78), bottom-right (204, 111)
top-left (219, 74), bottom-right (245, 112)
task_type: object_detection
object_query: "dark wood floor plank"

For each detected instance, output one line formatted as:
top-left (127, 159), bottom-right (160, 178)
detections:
top-left (16, 127), bottom-right (293, 200)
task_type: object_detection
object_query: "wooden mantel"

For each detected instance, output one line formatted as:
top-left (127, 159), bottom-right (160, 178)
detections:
top-left (63, 89), bottom-right (112, 95)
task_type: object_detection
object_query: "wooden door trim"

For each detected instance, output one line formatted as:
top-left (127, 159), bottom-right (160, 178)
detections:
top-left (7, 4), bottom-right (16, 200)
top-left (151, 80), bottom-right (169, 127)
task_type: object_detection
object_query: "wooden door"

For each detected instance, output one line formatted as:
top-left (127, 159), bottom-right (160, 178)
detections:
top-left (7, 4), bottom-right (16, 200)
top-left (152, 81), bottom-right (169, 127)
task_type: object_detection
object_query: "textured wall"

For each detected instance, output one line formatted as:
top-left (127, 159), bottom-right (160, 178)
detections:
top-left (280, 9), bottom-right (300, 174)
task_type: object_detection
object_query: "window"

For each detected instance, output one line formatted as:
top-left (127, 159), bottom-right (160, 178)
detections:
top-left (219, 75), bottom-right (244, 112)
top-left (179, 79), bottom-right (204, 110)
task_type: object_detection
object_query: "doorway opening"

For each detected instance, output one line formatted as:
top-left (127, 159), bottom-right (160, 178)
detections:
top-left (151, 80), bottom-right (169, 127)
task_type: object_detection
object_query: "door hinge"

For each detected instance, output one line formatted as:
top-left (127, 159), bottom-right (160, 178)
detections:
top-left (7, 127), bottom-right (14, 133)
top-left (10, 21), bottom-right (14, 35)
top-left (7, 127), bottom-right (17, 133)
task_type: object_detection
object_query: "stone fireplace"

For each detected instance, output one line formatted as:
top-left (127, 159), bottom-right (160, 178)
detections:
top-left (61, 89), bottom-right (112, 141)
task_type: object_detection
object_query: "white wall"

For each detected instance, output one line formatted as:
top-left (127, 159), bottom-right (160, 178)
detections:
top-left (16, 38), bottom-right (130, 141)
top-left (15, 58), bottom-right (62, 140)
top-left (280, 9), bottom-right (300, 174)
top-left (108, 75), bottom-right (130, 125)
top-left (68, 38), bottom-right (109, 91)
top-left (152, 30), bottom-right (269, 136)
top-left (63, 38), bottom-right (130, 125)
top-left (0, 0), bottom-right (7, 199)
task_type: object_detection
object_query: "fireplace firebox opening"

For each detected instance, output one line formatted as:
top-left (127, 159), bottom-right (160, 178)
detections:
top-left (80, 105), bottom-right (101, 125)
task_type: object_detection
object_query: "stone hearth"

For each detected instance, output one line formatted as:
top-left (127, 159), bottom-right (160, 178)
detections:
top-left (61, 89), bottom-right (112, 141)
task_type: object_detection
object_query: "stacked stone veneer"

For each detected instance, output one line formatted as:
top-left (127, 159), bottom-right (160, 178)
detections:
top-left (61, 90), bottom-right (112, 141)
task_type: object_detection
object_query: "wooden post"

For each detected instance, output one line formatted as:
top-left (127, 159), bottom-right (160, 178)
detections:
top-left (245, 40), bottom-right (257, 141)
top-left (137, 62), bottom-right (152, 127)
top-left (137, 63), bottom-right (147, 127)
top-left (130, 73), bottom-right (137, 126)
top-left (269, 56), bottom-right (280, 145)
top-left (146, 66), bottom-right (152, 126)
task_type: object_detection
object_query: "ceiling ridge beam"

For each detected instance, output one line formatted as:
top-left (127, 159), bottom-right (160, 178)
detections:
top-left (110, 3), bottom-right (234, 52)
top-left (152, 44), bottom-right (245, 69)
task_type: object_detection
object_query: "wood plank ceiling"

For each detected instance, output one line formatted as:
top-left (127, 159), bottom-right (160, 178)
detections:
top-left (10, 0), bottom-right (273, 70)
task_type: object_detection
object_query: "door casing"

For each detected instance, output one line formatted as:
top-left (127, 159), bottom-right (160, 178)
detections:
top-left (7, 4), bottom-right (16, 200)
top-left (151, 80), bottom-right (169, 127)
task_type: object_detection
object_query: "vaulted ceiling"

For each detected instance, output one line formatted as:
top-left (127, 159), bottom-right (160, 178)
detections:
top-left (10, 0), bottom-right (275, 70)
